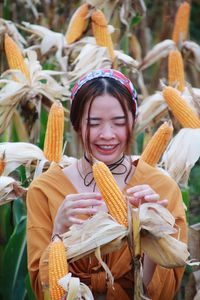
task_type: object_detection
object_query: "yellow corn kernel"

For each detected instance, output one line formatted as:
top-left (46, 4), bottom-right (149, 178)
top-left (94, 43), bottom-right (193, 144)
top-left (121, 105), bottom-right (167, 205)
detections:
top-left (141, 121), bottom-right (173, 167)
top-left (163, 86), bottom-right (200, 128)
top-left (168, 49), bottom-right (185, 92)
top-left (92, 160), bottom-right (128, 227)
top-left (91, 9), bottom-right (115, 62)
top-left (48, 236), bottom-right (68, 300)
top-left (43, 101), bottom-right (64, 163)
top-left (4, 34), bottom-right (30, 82)
top-left (65, 3), bottom-right (89, 44)
top-left (172, 1), bottom-right (191, 45)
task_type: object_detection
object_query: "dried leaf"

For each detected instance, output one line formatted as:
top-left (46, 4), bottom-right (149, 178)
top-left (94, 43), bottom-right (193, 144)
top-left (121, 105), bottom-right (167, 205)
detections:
top-left (135, 92), bottom-right (168, 133)
top-left (160, 128), bottom-right (200, 186)
top-left (0, 176), bottom-right (26, 205)
top-left (139, 39), bottom-right (176, 70)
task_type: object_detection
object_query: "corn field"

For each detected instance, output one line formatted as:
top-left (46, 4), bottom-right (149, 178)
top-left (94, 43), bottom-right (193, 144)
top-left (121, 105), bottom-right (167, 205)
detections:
top-left (0, 0), bottom-right (200, 299)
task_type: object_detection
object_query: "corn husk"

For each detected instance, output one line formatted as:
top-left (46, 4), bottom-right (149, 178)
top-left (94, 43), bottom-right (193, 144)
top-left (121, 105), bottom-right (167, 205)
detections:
top-left (135, 92), bottom-right (168, 133)
top-left (68, 44), bottom-right (111, 82)
top-left (22, 22), bottom-right (66, 55)
top-left (0, 49), bottom-right (69, 136)
top-left (0, 142), bottom-right (45, 176)
top-left (139, 203), bottom-right (190, 268)
top-left (0, 176), bottom-right (26, 205)
top-left (139, 39), bottom-right (176, 70)
top-left (0, 18), bottom-right (27, 48)
top-left (160, 128), bottom-right (200, 186)
top-left (141, 233), bottom-right (189, 268)
top-left (182, 40), bottom-right (200, 71)
top-left (58, 273), bottom-right (94, 300)
top-left (62, 212), bottom-right (127, 261)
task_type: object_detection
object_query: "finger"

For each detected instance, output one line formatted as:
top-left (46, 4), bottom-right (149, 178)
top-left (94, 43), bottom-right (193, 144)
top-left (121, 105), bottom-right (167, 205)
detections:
top-left (70, 199), bottom-right (103, 208)
top-left (68, 216), bottom-right (85, 225)
top-left (144, 194), bottom-right (160, 201)
top-left (132, 189), bottom-right (156, 199)
top-left (66, 193), bottom-right (102, 201)
top-left (126, 185), bottom-right (149, 194)
top-left (157, 199), bottom-right (168, 207)
top-left (71, 207), bottom-right (98, 215)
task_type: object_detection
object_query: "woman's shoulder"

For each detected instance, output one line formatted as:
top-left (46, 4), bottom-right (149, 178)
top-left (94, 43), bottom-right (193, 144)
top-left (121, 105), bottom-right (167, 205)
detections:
top-left (28, 163), bottom-right (64, 190)
top-left (131, 157), bottom-right (179, 190)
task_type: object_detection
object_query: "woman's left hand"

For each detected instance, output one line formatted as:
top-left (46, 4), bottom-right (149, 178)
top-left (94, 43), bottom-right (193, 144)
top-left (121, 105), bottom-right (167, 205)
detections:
top-left (126, 184), bottom-right (168, 207)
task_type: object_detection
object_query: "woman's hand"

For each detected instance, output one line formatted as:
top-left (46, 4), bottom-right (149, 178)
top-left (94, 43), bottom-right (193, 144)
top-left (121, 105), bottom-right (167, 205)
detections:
top-left (126, 184), bottom-right (168, 207)
top-left (53, 192), bottom-right (104, 235)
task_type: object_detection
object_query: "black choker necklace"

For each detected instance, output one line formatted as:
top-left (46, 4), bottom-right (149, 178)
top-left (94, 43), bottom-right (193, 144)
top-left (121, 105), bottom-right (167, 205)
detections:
top-left (77, 154), bottom-right (127, 190)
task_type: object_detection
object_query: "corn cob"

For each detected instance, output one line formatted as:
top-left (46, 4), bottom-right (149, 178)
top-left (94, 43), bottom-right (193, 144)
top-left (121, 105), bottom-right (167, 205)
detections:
top-left (4, 34), bottom-right (30, 82)
top-left (0, 152), bottom-right (6, 176)
top-left (163, 86), bottom-right (200, 128)
top-left (91, 9), bottom-right (115, 61)
top-left (48, 236), bottom-right (68, 300)
top-left (65, 3), bottom-right (89, 44)
top-left (172, 1), bottom-right (191, 45)
top-left (141, 121), bottom-right (173, 167)
top-left (168, 49), bottom-right (185, 92)
top-left (92, 160), bottom-right (128, 227)
top-left (43, 101), bottom-right (64, 163)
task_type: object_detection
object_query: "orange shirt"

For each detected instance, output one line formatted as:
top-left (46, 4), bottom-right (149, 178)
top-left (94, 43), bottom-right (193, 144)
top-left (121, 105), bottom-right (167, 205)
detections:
top-left (26, 159), bottom-right (187, 300)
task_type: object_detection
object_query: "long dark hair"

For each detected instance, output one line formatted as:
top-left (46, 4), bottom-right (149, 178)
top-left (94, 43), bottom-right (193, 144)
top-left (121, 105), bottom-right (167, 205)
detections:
top-left (70, 77), bottom-right (136, 158)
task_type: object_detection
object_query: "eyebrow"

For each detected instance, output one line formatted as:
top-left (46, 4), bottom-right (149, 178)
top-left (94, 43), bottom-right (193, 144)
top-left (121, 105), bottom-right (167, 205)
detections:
top-left (87, 116), bottom-right (126, 121)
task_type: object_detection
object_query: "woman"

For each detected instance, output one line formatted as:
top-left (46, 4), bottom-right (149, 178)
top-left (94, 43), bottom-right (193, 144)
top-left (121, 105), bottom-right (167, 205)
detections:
top-left (27, 69), bottom-right (187, 300)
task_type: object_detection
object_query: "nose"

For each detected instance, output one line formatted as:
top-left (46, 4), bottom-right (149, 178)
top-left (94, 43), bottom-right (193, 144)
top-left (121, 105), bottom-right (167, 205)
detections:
top-left (99, 123), bottom-right (115, 139)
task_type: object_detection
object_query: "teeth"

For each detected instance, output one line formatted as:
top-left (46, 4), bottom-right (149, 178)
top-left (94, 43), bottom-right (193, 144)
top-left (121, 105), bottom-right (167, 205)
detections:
top-left (98, 145), bottom-right (115, 150)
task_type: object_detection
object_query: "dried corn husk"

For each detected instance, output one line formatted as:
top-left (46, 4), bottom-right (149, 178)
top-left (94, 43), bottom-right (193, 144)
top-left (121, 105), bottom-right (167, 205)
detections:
top-left (141, 233), bottom-right (189, 268)
top-left (59, 273), bottom-right (94, 300)
top-left (0, 18), bottom-right (27, 48)
top-left (135, 92), bottom-right (168, 133)
top-left (139, 39), bottom-right (176, 70)
top-left (160, 128), bottom-right (200, 186)
top-left (182, 40), bottom-right (200, 71)
top-left (68, 44), bottom-right (111, 82)
top-left (0, 142), bottom-right (45, 176)
top-left (0, 176), bottom-right (26, 205)
top-left (114, 50), bottom-right (139, 69)
top-left (139, 203), bottom-right (189, 268)
top-left (62, 212), bottom-right (127, 261)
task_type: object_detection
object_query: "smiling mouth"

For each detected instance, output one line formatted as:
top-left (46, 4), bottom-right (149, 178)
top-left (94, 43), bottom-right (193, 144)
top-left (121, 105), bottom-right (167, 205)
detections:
top-left (96, 144), bottom-right (118, 150)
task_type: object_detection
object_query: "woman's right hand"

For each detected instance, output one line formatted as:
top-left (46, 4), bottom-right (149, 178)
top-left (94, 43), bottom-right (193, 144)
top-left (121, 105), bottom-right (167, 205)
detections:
top-left (52, 192), bottom-right (103, 235)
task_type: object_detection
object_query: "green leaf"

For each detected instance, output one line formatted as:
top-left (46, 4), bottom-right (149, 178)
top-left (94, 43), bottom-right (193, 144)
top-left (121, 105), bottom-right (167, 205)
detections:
top-left (2, 216), bottom-right (27, 300)
top-left (25, 273), bottom-right (36, 300)
top-left (181, 187), bottom-right (190, 223)
top-left (130, 14), bottom-right (141, 28)
top-left (12, 199), bottom-right (27, 227)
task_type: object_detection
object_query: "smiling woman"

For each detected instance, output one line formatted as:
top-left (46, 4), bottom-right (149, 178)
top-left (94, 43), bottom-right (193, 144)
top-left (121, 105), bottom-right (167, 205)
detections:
top-left (26, 69), bottom-right (187, 300)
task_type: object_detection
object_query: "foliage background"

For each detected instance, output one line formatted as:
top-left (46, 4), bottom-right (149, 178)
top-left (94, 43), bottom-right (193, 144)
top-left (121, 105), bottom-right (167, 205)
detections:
top-left (0, 0), bottom-right (200, 299)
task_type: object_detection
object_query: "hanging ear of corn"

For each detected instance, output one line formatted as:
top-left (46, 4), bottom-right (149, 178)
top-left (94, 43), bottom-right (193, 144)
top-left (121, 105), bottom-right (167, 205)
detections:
top-left (43, 101), bottom-right (64, 163)
top-left (65, 3), bottom-right (89, 44)
top-left (48, 236), bottom-right (68, 300)
top-left (4, 34), bottom-right (30, 82)
top-left (172, 1), bottom-right (191, 45)
top-left (163, 86), bottom-right (200, 128)
top-left (141, 121), bottom-right (173, 167)
top-left (168, 49), bottom-right (185, 92)
top-left (92, 160), bottom-right (128, 227)
top-left (91, 9), bottom-right (115, 61)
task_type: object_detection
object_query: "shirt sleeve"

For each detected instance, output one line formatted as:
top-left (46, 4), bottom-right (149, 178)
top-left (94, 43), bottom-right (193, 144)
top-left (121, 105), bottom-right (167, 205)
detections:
top-left (146, 178), bottom-right (187, 300)
top-left (26, 181), bottom-right (53, 300)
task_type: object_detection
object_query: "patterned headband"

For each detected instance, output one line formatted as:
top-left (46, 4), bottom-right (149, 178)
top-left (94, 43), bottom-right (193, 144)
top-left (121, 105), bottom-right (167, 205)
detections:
top-left (71, 69), bottom-right (138, 116)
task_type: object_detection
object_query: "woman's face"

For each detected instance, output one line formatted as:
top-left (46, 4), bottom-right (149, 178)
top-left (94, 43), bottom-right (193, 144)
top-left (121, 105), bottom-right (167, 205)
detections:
top-left (81, 94), bottom-right (133, 164)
